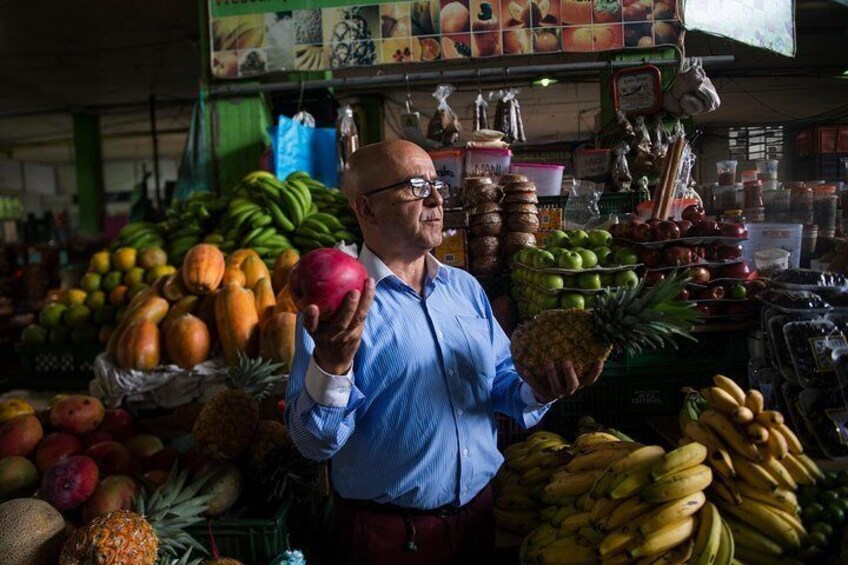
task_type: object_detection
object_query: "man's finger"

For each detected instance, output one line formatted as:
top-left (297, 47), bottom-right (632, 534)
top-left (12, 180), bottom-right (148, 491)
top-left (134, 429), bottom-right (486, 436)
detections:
top-left (331, 289), bottom-right (362, 332)
top-left (561, 360), bottom-right (580, 396)
top-left (544, 360), bottom-right (565, 400)
top-left (346, 277), bottom-right (376, 331)
top-left (303, 305), bottom-right (321, 334)
top-left (582, 361), bottom-right (604, 387)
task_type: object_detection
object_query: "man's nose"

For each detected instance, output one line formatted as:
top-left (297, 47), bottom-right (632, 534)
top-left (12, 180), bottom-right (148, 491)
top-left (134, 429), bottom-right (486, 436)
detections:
top-left (425, 185), bottom-right (444, 206)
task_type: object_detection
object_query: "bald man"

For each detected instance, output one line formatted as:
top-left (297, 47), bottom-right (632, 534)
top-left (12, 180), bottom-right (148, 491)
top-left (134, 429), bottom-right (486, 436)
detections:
top-left (285, 140), bottom-right (602, 564)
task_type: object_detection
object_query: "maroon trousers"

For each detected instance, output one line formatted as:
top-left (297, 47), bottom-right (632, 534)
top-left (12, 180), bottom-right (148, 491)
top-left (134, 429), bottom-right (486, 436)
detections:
top-left (333, 485), bottom-right (495, 565)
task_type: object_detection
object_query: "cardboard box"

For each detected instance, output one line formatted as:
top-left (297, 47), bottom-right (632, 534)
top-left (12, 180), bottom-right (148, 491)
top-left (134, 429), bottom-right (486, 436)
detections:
top-left (434, 228), bottom-right (468, 268)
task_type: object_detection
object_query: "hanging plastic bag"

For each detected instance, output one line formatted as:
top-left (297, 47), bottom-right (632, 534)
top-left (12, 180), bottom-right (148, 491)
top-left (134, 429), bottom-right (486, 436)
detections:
top-left (473, 93), bottom-right (489, 132)
top-left (611, 143), bottom-right (633, 193)
top-left (274, 114), bottom-right (338, 187)
top-left (174, 95), bottom-right (212, 201)
top-left (427, 84), bottom-right (461, 146)
top-left (562, 180), bottom-right (603, 229)
top-left (336, 104), bottom-right (360, 173)
top-left (493, 88), bottom-right (526, 144)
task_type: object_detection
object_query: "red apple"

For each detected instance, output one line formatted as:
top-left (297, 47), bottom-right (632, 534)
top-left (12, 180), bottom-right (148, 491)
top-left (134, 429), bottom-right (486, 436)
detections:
top-left (721, 262), bottom-right (752, 279)
top-left (631, 223), bottom-right (653, 243)
top-left (654, 221), bottom-right (681, 241)
top-left (677, 288), bottom-right (691, 301)
top-left (719, 223), bottom-right (748, 239)
top-left (693, 220), bottom-right (720, 237)
top-left (690, 266), bottom-right (711, 285)
top-left (682, 204), bottom-right (706, 223)
top-left (663, 246), bottom-right (694, 266)
top-left (746, 279), bottom-right (768, 295)
top-left (701, 285), bottom-right (726, 300)
top-left (694, 304), bottom-right (714, 316)
top-left (717, 245), bottom-right (743, 261)
top-left (675, 220), bottom-right (693, 237)
top-left (623, 219), bottom-right (643, 240)
top-left (609, 224), bottom-right (624, 238)
top-left (645, 271), bottom-right (667, 286)
top-left (638, 248), bottom-right (661, 268)
top-left (647, 218), bottom-right (663, 229)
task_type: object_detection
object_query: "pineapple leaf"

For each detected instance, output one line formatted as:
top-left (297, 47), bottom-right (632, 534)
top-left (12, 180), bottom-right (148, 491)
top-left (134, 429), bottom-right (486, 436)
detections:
top-left (229, 351), bottom-right (284, 400)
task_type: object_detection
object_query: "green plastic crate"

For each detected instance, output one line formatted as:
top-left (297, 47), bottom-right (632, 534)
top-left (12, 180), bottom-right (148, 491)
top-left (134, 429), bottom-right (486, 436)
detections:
top-left (188, 500), bottom-right (290, 564)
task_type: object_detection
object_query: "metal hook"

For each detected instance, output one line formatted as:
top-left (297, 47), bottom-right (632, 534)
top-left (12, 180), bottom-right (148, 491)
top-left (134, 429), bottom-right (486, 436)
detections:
top-left (503, 67), bottom-right (510, 90)
top-left (476, 68), bottom-right (482, 94)
top-left (297, 80), bottom-right (306, 112)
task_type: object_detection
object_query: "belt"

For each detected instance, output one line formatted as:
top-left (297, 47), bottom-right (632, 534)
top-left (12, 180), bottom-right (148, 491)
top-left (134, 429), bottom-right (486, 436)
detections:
top-left (336, 483), bottom-right (491, 519)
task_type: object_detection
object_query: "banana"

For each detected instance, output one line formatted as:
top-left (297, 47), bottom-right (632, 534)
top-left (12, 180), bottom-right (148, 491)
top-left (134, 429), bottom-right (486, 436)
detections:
top-left (708, 482), bottom-right (741, 507)
top-left (713, 375), bottom-right (746, 405)
top-left (716, 519), bottom-right (734, 565)
top-left (572, 432), bottom-right (621, 450)
top-left (774, 423), bottom-right (802, 455)
top-left (266, 201), bottom-right (295, 233)
top-left (754, 410), bottom-right (784, 428)
top-left (639, 491), bottom-right (706, 535)
top-left (567, 446), bottom-right (636, 472)
top-left (641, 464), bottom-right (712, 504)
top-left (495, 508), bottom-right (540, 535)
top-left (651, 443), bottom-right (708, 481)
top-left (495, 491), bottom-right (536, 511)
top-left (759, 457), bottom-right (796, 490)
top-left (583, 496), bottom-right (597, 512)
top-left (527, 431), bottom-right (567, 446)
top-left (550, 503), bottom-right (581, 527)
top-left (627, 516), bottom-right (696, 559)
top-left (709, 448), bottom-right (737, 480)
top-left (700, 410), bottom-right (760, 460)
top-left (287, 178), bottom-right (313, 214)
top-left (746, 423), bottom-right (770, 445)
top-left (558, 511), bottom-right (592, 534)
top-left (759, 502), bottom-right (805, 538)
top-left (544, 469), bottom-right (605, 499)
top-left (590, 497), bottom-right (623, 524)
top-left (309, 212), bottom-right (347, 232)
top-left (590, 471), bottom-right (618, 500)
top-left (285, 171), bottom-right (311, 181)
top-left (578, 525), bottom-right (605, 546)
top-left (725, 516), bottom-right (783, 557)
top-left (732, 456), bottom-right (779, 490)
top-left (535, 537), bottom-right (598, 564)
top-left (715, 498), bottom-right (801, 550)
top-left (609, 445), bottom-right (666, 476)
top-left (764, 426), bottom-right (788, 459)
top-left (734, 482), bottom-right (798, 514)
top-left (506, 447), bottom-right (531, 470)
top-left (691, 501), bottom-right (721, 565)
top-left (302, 216), bottom-right (331, 234)
top-left (503, 442), bottom-right (528, 459)
top-left (610, 464), bottom-right (655, 500)
top-left (781, 453), bottom-right (814, 485)
top-left (279, 186), bottom-right (305, 226)
top-left (732, 406), bottom-right (755, 425)
top-left (683, 421), bottom-right (725, 453)
top-left (521, 466), bottom-right (557, 486)
top-left (599, 525), bottom-right (640, 557)
top-left (796, 453), bottom-right (825, 482)
top-left (602, 496), bottom-right (654, 532)
top-left (744, 390), bottom-right (764, 415)
top-left (733, 545), bottom-right (794, 565)
top-left (636, 539), bottom-right (694, 565)
top-left (702, 386), bottom-right (740, 415)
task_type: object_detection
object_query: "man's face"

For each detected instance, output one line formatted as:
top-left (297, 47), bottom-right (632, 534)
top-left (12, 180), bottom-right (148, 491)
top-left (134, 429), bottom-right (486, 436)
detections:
top-left (360, 153), bottom-right (444, 253)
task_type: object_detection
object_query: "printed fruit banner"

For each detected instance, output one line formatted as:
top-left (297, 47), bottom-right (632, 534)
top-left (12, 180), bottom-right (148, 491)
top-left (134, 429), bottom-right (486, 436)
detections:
top-left (208, 0), bottom-right (683, 78)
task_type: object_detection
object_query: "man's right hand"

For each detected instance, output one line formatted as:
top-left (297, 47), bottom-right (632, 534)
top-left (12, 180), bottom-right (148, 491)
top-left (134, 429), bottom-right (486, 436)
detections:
top-left (304, 277), bottom-right (376, 375)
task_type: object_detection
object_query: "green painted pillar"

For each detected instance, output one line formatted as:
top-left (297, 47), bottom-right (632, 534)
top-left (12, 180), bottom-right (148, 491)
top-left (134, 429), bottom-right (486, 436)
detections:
top-left (73, 114), bottom-right (105, 235)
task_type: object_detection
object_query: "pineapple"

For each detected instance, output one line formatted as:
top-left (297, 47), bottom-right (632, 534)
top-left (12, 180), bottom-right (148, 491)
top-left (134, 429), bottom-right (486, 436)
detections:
top-left (511, 270), bottom-right (699, 398)
top-left (329, 7), bottom-right (377, 68)
top-left (247, 419), bottom-right (292, 477)
top-left (59, 466), bottom-right (213, 565)
top-left (193, 353), bottom-right (282, 459)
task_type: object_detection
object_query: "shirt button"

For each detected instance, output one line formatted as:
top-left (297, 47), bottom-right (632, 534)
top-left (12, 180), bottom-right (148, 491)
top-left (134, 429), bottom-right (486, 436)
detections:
top-left (456, 408), bottom-right (463, 416)
top-left (463, 448), bottom-right (469, 456)
top-left (449, 369), bottom-right (455, 376)
top-left (437, 330), bottom-right (444, 340)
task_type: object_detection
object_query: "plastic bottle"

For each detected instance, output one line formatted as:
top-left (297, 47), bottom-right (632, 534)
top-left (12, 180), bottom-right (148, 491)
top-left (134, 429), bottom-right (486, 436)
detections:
top-left (813, 185), bottom-right (838, 238)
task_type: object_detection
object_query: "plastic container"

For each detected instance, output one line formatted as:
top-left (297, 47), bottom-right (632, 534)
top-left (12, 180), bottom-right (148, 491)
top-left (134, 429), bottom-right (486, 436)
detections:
top-left (801, 224), bottom-right (818, 256)
top-left (790, 185), bottom-right (814, 224)
top-left (763, 189), bottom-right (790, 223)
top-left (716, 160), bottom-right (738, 185)
top-left (429, 148), bottom-right (464, 208)
top-left (754, 248), bottom-right (790, 275)
top-left (741, 169), bottom-right (759, 183)
top-left (712, 184), bottom-right (740, 213)
top-left (756, 159), bottom-right (779, 181)
top-left (813, 184), bottom-right (838, 238)
top-left (510, 162), bottom-right (565, 197)
top-left (574, 149), bottom-right (612, 181)
top-left (744, 181), bottom-right (765, 222)
top-left (464, 147), bottom-right (512, 180)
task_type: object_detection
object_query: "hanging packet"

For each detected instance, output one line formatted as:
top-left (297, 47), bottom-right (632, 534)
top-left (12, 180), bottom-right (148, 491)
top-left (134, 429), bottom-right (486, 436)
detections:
top-left (427, 84), bottom-right (461, 146)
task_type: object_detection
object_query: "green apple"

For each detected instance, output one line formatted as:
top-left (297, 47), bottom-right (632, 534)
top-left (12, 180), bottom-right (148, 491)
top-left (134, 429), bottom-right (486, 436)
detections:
top-left (615, 248), bottom-right (639, 266)
top-left (533, 250), bottom-right (556, 269)
top-left (577, 272), bottom-right (602, 290)
top-left (566, 229), bottom-right (589, 248)
top-left (576, 248), bottom-right (599, 269)
top-left (540, 274), bottom-right (564, 290)
top-left (601, 273), bottom-right (616, 287)
top-left (538, 294), bottom-right (560, 310)
top-left (557, 250), bottom-right (583, 270)
top-left (547, 229), bottom-right (568, 248)
top-left (615, 270), bottom-right (640, 289)
top-left (550, 248), bottom-right (568, 263)
top-left (560, 293), bottom-right (585, 310)
top-left (595, 246), bottom-right (614, 267)
top-left (730, 283), bottom-right (747, 299)
top-left (588, 229), bottom-right (613, 249)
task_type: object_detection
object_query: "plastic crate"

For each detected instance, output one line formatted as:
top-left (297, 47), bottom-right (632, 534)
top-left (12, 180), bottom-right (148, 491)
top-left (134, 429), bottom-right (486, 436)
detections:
top-left (539, 192), bottom-right (647, 220)
top-left (15, 344), bottom-right (101, 391)
top-left (188, 500), bottom-right (290, 564)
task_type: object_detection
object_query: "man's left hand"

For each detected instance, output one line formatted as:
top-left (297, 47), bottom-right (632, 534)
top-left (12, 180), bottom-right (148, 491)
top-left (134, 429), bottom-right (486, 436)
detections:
top-left (528, 360), bottom-right (604, 403)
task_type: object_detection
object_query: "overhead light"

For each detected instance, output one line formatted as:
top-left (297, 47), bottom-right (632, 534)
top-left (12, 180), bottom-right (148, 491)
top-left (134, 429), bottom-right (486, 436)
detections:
top-left (532, 77), bottom-right (558, 87)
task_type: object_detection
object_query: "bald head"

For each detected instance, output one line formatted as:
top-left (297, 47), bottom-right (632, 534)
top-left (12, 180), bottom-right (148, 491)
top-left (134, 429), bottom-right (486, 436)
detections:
top-left (342, 140), bottom-right (435, 200)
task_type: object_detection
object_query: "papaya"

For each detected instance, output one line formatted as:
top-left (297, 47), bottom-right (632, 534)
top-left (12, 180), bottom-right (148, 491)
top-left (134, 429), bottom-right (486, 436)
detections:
top-left (274, 283), bottom-right (298, 315)
top-left (226, 249), bottom-right (260, 269)
top-left (161, 295), bottom-right (201, 334)
top-left (253, 278), bottom-right (276, 324)
top-left (241, 255), bottom-right (271, 289)
top-left (182, 244), bottom-right (225, 295)
top-left (116, 319), bottom-right (160, 370)
top-left (165, 314), bottom-right (210, 370)
top-left (260, 312), bottom-right (297, 369)
top-left (106, 295), bottom-right (169, 357)
top-left (272, 248), bottom-right (300, 292)
top-left (222, 266), bottom-right (246, 287)
top-left (215, 284), bottom-right (259, 364)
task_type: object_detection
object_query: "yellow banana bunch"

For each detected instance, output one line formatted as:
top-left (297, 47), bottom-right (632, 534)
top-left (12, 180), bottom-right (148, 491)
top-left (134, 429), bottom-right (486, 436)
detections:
top-left (690, 501), bottom-right (722, 565)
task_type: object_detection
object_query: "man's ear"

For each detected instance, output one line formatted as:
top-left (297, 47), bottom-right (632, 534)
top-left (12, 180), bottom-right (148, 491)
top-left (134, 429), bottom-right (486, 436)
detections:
top-left (353, 195), bottom-right (376, 226)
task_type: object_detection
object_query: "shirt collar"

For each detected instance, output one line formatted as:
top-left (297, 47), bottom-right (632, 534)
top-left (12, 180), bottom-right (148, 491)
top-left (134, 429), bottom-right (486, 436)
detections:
top-left (359, 245), bottom-right (446, 286)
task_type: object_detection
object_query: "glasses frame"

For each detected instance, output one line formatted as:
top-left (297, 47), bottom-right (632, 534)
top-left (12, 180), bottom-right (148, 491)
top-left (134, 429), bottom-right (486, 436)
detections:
top-left (363, 177), bottom-right (448, 200)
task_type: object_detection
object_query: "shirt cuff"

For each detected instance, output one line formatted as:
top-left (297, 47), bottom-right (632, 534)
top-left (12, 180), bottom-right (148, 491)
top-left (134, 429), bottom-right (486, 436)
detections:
top-left (305, 357), bottom-right (354, 408)
top-left (520, 381), bottom-right (556, 408)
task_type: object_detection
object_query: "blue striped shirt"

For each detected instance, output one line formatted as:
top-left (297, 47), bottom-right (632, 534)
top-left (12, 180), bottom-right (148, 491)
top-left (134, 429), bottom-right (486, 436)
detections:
top-left (285, 246), bottom-right (550, 509)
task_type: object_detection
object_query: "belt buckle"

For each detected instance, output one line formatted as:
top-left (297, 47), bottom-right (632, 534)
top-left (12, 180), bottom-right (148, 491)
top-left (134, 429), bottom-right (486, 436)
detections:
top-left (434, 505), bottom-right (457, 518)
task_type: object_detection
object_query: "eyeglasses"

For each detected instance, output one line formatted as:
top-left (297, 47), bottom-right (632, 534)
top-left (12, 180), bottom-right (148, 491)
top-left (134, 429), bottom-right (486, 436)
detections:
top-left (364, 177), bottom-right (448, 200)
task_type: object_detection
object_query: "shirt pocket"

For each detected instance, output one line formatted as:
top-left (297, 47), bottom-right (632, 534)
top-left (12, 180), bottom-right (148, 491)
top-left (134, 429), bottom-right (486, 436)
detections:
top-left (454, 314), bottom-right (496, 382)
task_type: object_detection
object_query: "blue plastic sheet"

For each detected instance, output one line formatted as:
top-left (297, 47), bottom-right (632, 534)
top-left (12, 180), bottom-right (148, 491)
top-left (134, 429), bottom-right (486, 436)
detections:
top-left (272, 115), bottom-right (338, 187)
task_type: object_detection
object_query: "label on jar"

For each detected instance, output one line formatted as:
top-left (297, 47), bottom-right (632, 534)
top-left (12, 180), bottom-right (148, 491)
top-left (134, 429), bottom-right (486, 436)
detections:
top-left (809, 334), bottom-right (848, 372)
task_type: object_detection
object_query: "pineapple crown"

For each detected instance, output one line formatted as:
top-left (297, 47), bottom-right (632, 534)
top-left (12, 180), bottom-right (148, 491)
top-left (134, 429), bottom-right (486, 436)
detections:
top-left (227, 352), bottom-right (283, 400)
top-left (592, 269), bottom-right (701, 356)
top-left (133, 465), bottom-right (216, 564)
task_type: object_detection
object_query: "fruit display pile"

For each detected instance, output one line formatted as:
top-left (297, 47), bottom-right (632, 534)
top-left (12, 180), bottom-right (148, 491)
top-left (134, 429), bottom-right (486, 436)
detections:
top-left (106, 243), bottom-right (299, 372)
top-left (681, 375), bottom-right (828, 562)
top-left (21, 247), bottom-right (178, 347)
top-left (610, 205), bottom-right (756, 320)
top-left (510, 227), bottom-right (640, 318)
top-left (0, 388), bottom-right (302, 562)
top-left (111, 171), bottom-right (360, 268)
top-left (497, 430), bottom-right (729, 564)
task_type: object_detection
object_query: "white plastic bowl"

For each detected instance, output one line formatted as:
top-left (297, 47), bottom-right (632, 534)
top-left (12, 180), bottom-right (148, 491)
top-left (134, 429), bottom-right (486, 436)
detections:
top-left (754, 248), bottom-right (790, 273)
top-left (509, 162), bottom-right (565, 196)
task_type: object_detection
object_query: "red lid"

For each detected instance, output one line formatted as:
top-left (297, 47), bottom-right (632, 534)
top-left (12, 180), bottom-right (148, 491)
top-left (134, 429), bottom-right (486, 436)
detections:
top-left (466, 147), bottom-right (512, 156)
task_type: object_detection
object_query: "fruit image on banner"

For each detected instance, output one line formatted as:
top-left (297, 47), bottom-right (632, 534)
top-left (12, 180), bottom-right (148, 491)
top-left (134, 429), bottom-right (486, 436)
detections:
top-left (207, 0), bottom-right (683, 76)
